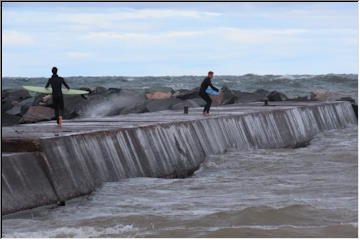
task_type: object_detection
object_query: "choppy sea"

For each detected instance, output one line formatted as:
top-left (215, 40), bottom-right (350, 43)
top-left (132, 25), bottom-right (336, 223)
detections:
top-left (2, 126), bottom-right (357, 237)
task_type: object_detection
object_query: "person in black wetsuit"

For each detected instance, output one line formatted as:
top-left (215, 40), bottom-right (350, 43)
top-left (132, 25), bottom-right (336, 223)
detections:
top-left (199, 71), bottom-right (219, 115)
top-left (45, 67), bottom-right (70, 125)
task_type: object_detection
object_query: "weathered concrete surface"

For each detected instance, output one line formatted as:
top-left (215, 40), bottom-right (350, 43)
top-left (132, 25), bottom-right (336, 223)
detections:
top-left (2, 101), bottom-right (357, 215)
top-left (3, 101), bottom-right (351, 142)
top-left (2, 153), bottom-right (58, 214)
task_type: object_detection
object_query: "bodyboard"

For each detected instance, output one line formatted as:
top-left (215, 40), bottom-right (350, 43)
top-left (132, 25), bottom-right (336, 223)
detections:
top-left (205, 86), bottom-right (220, 96)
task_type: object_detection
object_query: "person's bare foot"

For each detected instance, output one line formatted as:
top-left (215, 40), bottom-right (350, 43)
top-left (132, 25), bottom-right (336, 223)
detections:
top-left (202, 112), bottom-right (207, 116)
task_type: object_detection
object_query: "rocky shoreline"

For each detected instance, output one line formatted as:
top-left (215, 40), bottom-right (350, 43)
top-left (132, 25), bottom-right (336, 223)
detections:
top-left (2, 86), bottom-right (357, 126)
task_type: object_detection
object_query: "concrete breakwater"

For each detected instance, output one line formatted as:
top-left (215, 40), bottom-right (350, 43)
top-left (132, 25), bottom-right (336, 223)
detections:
top-left (2, 101), bottom-right (357, 215)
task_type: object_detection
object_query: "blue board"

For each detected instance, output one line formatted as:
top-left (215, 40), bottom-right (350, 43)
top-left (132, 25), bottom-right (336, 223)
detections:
top-left (205, 86), bottom-right (219, 96)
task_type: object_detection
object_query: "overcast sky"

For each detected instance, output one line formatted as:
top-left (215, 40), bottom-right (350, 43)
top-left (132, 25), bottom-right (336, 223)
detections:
top-left (2, 2), bottom-right (358, 77)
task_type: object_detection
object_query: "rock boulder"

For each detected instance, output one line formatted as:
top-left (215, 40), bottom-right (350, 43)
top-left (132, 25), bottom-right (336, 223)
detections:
top-left (176, 87), bottom-right (200, 100)
top-left (2, 113), bottom-right (22, 126)
top-left (22, 106), bottom-right (55, 123)
top-left (220, 86), bottom-right (237, 105)
top-left (146, 98), bottom-right (182, 112)
top-left (267, 91), bottom-right (288, 101)
top-left (2, 89), bottom-right (31, 112)
top-left (145, 87), bottom-right (174, 100)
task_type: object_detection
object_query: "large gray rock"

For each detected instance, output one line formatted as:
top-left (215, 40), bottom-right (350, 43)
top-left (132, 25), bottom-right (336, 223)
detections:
top-left (2, 90), bottom-right (13, 112)
top-left (6, 97), bottom-right (35, 116)
top-left (171, 99), bottom-right (201, 110)
top-left (221, 86), bottom-right (237, 105)
top-left (22, 106), bottom-right (55, 123)
top-left (107, 88), bottom-right (122, 94)
top-left (171, 102), bottom-right (186, 111)
top-left (81, 89), bottom-right (147, 117)
top-left (253, 89), bottom-right (270, 96)
top-left (21, 97), bottom-right (36, 113)
top-left (218, 87), bottom-right (270, 105)
top-left (79, 87), bottom-right (92, 94)
top-left (3, 89), bottom-right (31, 102)
top-left (2, 99), bottom-right (13, 112)
top-left (189, 98), bottom-right (206, 107)
top-left (108, 94), bottom-right (148, 116)
top-left (2, 89), bottom-right (31, 112)
top-left (234, 89), bottom-right (270, 103)
top-left (146, 98), bottom-right (182, 112)
top-left (2, 113), bottom-right (22, 126)
top-left (6, 104), bottom-right (23, 116)
top-left (187, 99), bottom-right (202, 107)
top-left (267, 91), bottom-right (288, 101)
top-left (93, 87), bottom-right (121, 97)
top-left (175, 87), bottom-right (200, 100)
top-left (62, 95), bottom-right (88, 118)
top-left (120, 101), bottom-right (148, 114)
top-left (95, 86), bottom-right (107, 94)
top-left (32, 93), bottom-right (48, 106)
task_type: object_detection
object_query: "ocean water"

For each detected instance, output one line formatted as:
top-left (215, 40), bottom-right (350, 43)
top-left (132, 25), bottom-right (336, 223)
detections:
top-left (2, 74), bottom-right (358, 99)
top-left (2, 125), bottom-right (357, 238)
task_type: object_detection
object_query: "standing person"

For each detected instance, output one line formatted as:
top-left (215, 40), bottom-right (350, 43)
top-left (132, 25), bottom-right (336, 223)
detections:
top-left (45, 67), bottom-right (70, 126)
top-left (199, 71), bottom-right (219, 116)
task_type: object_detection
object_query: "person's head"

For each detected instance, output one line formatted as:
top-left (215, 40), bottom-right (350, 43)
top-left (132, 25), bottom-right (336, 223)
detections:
top-left (52, 67), bottom-right (58, 75)
top-left (208, 71), bottom-right (214, 79)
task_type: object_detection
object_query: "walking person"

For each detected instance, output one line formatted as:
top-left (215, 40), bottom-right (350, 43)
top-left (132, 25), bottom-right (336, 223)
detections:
top-left (199, 71), bottom-right (219, 116)
top-left (45, 67), bottom-right (70, 126)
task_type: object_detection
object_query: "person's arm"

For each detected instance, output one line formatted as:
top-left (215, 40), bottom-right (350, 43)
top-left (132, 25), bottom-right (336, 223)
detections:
top-left (209, 82), bottom-right (219, 92)
top-left (45, 79), bottom-right (50, 88)
top-left (62, 78), bottom-right (70, 90)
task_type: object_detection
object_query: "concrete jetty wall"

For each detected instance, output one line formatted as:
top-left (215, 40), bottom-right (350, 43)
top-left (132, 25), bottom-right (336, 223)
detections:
top-left (2, 152), bottom-right (58, 214)
top-left (2, 102), bottom-right (357, 215)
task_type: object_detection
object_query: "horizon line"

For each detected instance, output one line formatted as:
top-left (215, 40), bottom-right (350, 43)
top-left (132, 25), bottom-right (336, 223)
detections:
top-left (3, 72), bottom-right (358, 79)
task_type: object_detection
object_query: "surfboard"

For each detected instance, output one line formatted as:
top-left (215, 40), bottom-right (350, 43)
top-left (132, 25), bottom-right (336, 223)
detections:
top-left (205, 86), bottom-right (220, 96)
top-left (23, 86), bottom-right (89, 95)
